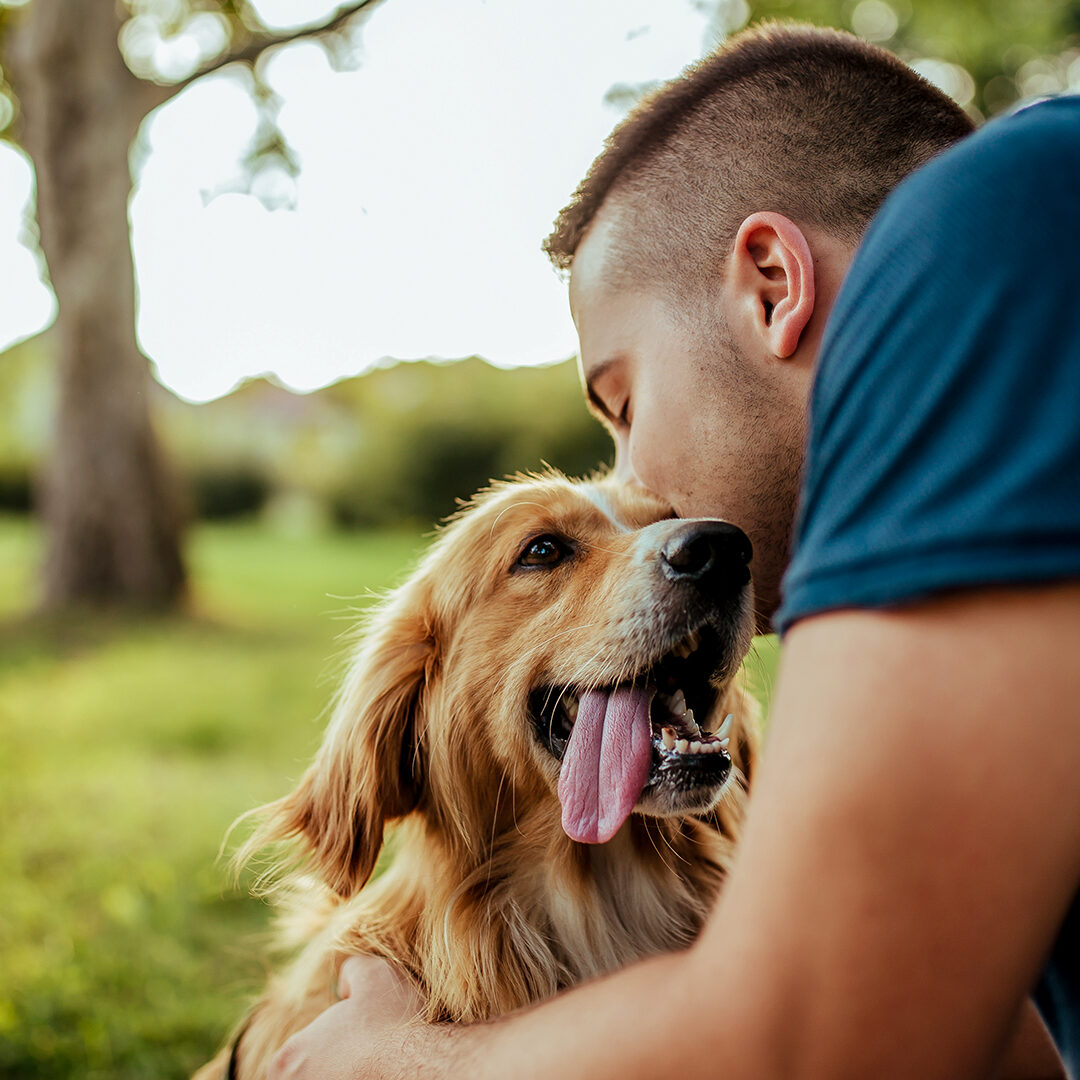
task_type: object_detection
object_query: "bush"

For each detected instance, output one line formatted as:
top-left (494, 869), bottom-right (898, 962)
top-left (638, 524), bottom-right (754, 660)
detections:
top-left (0, 467), bottom-right (34, 513)
top-left (399, 422), bottom-right (509, 523)
top-left (186, 468), bottom-right (270, 520)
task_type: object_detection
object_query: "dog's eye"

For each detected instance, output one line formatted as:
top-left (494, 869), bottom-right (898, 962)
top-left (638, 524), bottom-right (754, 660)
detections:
top-left (517, 535), bottom-right (569, 569)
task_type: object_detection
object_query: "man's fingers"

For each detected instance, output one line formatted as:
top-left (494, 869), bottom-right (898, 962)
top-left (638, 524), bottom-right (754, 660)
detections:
top-left (267, 963), bottom-right (424, 1080)
top-left (336, 955), bottom-right (424, 1021)
top-left (267, 999), bottom-right (359, 1080)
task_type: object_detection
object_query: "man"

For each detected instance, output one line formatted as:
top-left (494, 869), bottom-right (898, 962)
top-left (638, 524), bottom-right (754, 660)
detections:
top-left (268, 24), bottom-right (1079, 1079)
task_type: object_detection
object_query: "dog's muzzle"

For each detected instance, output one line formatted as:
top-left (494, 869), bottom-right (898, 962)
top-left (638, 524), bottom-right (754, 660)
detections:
top-left (531, 517), bottom-right (753, 844)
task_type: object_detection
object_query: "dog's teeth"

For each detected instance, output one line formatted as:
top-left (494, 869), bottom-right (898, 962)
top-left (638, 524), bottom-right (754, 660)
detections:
top-left (675, 738), bottom-right (689, 753)
top-left (719, 737), bottom-right (730, 748)
top-left (684, 707), bottom-right (698, 733)
top-left (661, 726), bottom-right (676, 750)
top-left (670, 689), bottom-right (686, 716)
top-left (673, 642), bottom-right (691, 659)
top-left (563, 694), bottom-right (578, 720)
top-left (686, 630), bottom-right (700, 652)
top-left (716, 713), bottom-right (733, 739)
top-left (689, 740), bottom-right (702, 753)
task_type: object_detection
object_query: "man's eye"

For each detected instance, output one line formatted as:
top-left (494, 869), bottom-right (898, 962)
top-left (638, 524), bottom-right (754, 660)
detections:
top-left (517, 535), bottom-right (569, 568)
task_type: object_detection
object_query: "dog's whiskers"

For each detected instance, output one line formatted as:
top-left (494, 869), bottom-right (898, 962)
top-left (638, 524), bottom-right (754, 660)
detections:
top-left (744, 639), bottom-right (774, 699)
top-left (486, 770), bottom-right (509, 888)
top-left (658, 822), bottom-right (692, 867)
top-left (487, 500), bottom-right (559, 542)
top-left (574, 542), bottom-right (636, 559)
top-left (641, 818), bottom-right (677, 876)
top-left (564, 643), bottom-right (618, 698)
top-left (481, 622), bottom-right (603, 707)
top-left (488, 623), bottom-right (602, 693)
top-left (508, 766), bottom-right (526, 840)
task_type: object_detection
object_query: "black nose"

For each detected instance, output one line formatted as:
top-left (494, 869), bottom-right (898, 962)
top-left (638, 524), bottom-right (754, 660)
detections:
top-left (660, 521), bottom-right (752, 587)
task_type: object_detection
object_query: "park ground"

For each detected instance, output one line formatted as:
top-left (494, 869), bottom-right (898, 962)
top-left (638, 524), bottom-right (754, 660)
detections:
top-left (0, 516), bottom-right (779, 1079)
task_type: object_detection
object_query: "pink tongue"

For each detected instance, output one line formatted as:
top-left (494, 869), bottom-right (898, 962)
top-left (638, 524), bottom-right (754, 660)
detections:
top-left (557, 686), bottom-right (654, 844)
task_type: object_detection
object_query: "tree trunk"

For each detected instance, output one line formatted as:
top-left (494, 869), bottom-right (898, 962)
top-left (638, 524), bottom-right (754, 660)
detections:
top-left (10, 0), bottom-right (186, 609)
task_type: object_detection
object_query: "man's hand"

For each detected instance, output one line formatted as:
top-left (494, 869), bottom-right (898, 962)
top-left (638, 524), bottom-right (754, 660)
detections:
top-left (266, 956), bottom-right (424, 1080)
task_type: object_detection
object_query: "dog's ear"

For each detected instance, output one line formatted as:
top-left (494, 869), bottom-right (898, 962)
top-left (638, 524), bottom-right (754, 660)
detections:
top-left (250, 588), bottom-right (436, 897)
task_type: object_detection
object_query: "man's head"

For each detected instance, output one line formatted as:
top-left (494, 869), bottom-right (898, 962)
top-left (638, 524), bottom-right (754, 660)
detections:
top-left (547, 23), bottom-right (974, 622)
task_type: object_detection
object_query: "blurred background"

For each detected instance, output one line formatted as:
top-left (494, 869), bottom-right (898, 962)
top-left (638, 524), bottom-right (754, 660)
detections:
top-left (0, 0), bottom-right (1077, 1075)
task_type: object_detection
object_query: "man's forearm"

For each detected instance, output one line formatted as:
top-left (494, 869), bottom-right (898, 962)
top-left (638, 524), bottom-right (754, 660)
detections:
top-left (381, 924), bottom-right (1063, 1080)
top-left (349, 945), bottom-right (1060, 1080)
top-left (387, 950), bottom-right (703, 1080)
top-left (266, 948), bottom-right (707, 1080)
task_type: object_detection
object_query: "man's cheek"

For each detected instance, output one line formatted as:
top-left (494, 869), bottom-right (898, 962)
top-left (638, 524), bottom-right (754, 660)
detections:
top-left (672, 468), bottom-right (732, 521)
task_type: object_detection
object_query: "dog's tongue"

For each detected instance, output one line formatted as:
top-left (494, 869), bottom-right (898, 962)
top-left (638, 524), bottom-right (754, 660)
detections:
top-left (557, 685), bottom-right (653, 844)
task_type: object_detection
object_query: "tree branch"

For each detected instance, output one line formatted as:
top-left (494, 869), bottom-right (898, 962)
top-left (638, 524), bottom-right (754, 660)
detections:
top-left (148, 0), bottom-right (382, 105)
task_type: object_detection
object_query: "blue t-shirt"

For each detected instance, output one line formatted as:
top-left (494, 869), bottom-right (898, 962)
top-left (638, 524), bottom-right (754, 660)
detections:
top-left (776, 96), bottom-right (1080, 1073)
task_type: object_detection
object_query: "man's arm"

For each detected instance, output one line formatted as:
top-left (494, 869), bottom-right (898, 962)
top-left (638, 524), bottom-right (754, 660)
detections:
top-left (993, 1000), bottom-right (1063, 1079)
top-left (271, 583), bottom-right (1079, 1080)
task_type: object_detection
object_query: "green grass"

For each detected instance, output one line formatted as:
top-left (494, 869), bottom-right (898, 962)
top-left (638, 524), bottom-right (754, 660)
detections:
top-left (0, 518), bottom-right (428, 1079)
top-left (0, 516), bottom-right (780, 1079)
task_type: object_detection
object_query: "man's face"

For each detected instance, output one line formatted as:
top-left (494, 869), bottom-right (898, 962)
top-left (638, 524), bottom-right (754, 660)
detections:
top-left (569, 216), bottom-right (805, 622)
top-left (571, 275), bottom-right (731, 514)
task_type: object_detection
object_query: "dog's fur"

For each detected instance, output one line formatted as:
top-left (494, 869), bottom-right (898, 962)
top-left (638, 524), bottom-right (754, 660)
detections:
top-left (195, 473), bottom-right (760, 1079)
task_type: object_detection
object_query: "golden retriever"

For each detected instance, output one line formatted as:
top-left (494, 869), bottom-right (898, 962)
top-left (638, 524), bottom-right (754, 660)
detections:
top-left (195, 472), bottom-right (760, 1079)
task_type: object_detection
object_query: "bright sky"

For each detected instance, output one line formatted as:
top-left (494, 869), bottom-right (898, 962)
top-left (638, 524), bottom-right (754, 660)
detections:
top-left (0, 0), bottom-right (735, 402)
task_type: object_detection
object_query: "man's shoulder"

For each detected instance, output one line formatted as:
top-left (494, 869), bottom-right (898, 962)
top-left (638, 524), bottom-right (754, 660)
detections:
top-left (777, 95), bottom-right (1080, 636)
top-left (882, 94), bottom-right (1080, 222)
top-left (815, 94), bottom-right (1080, 399)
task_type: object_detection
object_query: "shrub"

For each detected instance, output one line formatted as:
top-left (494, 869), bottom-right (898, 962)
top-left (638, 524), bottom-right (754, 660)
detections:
top-left (0, 466), bottom-right (35, 513)
top-left (186, 468), bottom-right (270, 520)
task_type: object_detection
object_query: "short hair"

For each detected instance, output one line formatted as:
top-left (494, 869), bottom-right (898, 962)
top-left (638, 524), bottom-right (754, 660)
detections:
top-left (544, 23), bottom-right (975, 289)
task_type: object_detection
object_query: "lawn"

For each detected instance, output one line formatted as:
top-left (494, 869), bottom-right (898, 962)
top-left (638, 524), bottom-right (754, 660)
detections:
top-left (0, 516), bottom-right (779, 1079)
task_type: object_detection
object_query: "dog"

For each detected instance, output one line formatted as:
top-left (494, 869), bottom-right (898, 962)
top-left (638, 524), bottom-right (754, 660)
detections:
top-left (195, 471), bottom-right (760, 1078)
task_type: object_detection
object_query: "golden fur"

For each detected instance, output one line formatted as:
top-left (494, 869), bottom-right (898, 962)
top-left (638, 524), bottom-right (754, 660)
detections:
top-left (195, 473), bottom-right (760, 1079)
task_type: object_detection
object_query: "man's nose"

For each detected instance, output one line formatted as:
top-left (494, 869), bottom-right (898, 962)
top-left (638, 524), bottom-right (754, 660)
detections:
top-left (612, 448), bottom-right (640, 486)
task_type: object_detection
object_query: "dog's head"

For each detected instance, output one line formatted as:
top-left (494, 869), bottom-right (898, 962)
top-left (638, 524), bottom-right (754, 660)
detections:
top-left (256, 473), bottom-right (756, 896)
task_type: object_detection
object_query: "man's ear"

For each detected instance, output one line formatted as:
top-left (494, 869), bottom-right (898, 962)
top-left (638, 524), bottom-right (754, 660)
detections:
top-left (727, 211), bottom-right (816, 359)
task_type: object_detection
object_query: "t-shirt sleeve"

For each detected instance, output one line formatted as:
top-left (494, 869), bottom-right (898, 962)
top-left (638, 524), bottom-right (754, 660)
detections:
top-left (775, 96), bottom-right (1080, 636)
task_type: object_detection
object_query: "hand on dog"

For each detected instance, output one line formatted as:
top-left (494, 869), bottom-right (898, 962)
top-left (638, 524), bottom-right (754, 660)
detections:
top-left (266, 956), bottom-right (424, 1080)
